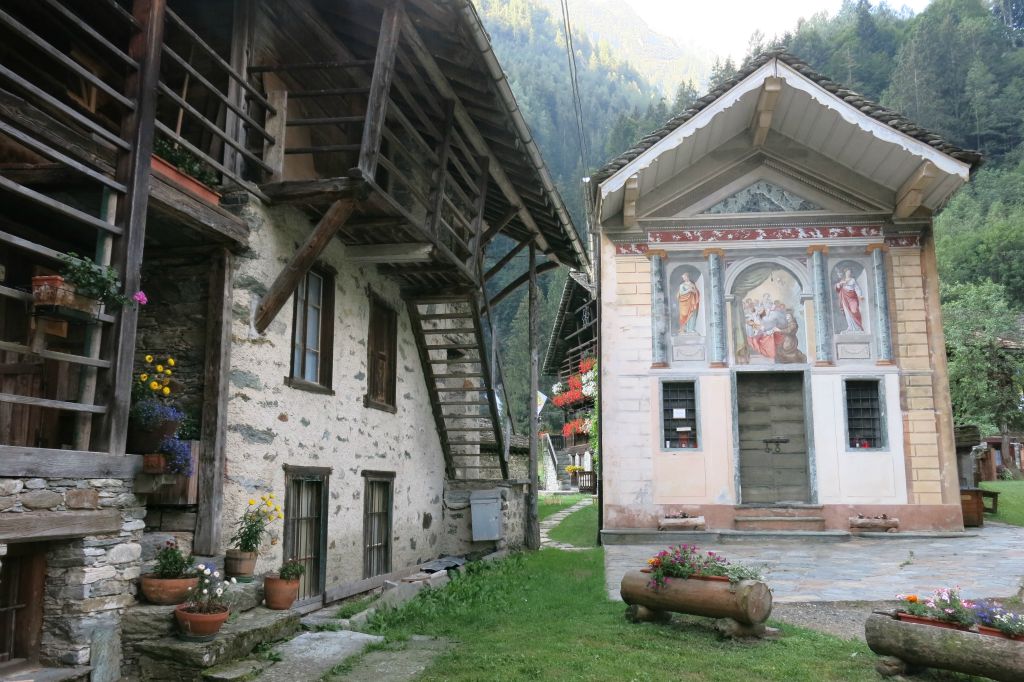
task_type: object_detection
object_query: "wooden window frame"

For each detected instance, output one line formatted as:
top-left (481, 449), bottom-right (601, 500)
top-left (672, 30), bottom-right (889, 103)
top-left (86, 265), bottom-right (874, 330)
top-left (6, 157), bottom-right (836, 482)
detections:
top-left (660, 380), bottom-right (700, 451)
top-left (287, 265), bottom-right (335, 393)
top-left (283, 465), bottom-right (330, 608)
top-left (361, 470), bottom-right (394, 579)
top-left (364, 293), bottom-right (398, 413)
top-left (843, 378), bottom-right (887, 451)
top-left (0, 543), bottom-right (46, 668)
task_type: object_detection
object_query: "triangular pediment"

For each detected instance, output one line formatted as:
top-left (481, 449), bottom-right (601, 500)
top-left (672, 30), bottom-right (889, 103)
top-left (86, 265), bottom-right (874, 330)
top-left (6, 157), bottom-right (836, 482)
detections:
top-left (701, 180), bottom-right (822, 214)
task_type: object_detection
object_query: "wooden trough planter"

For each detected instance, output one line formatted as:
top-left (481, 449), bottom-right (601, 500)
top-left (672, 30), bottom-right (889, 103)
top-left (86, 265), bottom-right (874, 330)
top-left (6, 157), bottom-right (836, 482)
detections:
top-left (866, 612), bottom-right (1024, 681)
top-left (658, 516), bottom-right (706, 531)
top-left (849, 516), bottom-right (899, 532)
top-left (620, 570), bottom-right (774, 638)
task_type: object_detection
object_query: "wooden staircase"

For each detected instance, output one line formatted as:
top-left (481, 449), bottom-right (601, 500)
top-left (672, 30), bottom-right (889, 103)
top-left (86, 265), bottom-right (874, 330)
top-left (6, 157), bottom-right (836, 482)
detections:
top-left (406, 295), bottom-right (509, 481)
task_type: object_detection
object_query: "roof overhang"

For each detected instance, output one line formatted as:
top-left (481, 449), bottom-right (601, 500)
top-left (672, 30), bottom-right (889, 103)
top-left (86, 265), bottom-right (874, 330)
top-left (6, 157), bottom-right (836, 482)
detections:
top-left (596, 59), bottom-right (972, 225)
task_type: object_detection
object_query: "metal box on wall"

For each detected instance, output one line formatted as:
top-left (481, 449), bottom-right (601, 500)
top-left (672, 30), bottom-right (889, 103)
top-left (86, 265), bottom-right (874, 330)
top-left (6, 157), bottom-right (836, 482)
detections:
top-left (470, 488), bottom-right (502, 541)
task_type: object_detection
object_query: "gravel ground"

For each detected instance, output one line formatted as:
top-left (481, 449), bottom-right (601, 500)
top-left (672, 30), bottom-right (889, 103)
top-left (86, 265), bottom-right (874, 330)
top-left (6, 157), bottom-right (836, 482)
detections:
top-left (769, 601), bottom-right (900, 641)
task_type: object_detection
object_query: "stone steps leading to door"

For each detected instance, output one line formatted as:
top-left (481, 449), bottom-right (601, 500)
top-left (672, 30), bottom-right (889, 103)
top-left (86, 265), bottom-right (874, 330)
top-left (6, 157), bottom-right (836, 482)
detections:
top-left (733, 515), bottom-right (826, 531)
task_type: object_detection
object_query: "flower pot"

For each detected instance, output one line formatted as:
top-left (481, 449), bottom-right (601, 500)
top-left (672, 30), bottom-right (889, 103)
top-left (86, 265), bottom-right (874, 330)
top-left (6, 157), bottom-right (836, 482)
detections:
top-left (896, 612), bottom-right (970, 630)
top-left (139, 574), bottom-right (199, 605)
top-left (224, 549), bottom-right (258, 578)
top-left (31, 275), bottom-right (99, 314)
top-left (977, 625), bottom-right (1024, 640)
top-left (174, 604), bottom-right (229, 641)
top-left (142, 453), bottom-right (167, 474)
top-left (127, 417), bottom-right (181, 454)
top-left (151, 155), bottom-right (220, 205)
top-left (264, 576), bottom-right (300, 610)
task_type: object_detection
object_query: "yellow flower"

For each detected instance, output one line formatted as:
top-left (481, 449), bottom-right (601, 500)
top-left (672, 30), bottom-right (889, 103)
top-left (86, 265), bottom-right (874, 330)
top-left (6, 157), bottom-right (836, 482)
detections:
top-left (162, 387), bottom-right (170, 396)
top-left (140, 374), bottom-right (148, 382)
top-left (248, 499), bottom-right (256, 505)
top-left (145, 355), bottom-right (154, 363)
top-left (277, 512), bottom-right (284, 519)
top-left (268, 493), bottom-right (274, 499)
top-left (168, 358), bottom-right (175, 367)
top-left (260, 494), bottom-right (267, 501)
top-left (274, 504), bottom-right (281, 512)
top-left (149, 381), bottom-right (159, 390)
top-left (165, 369), bottom-right (172, 376)
top-left (156, 364), bottom-right (164, 373)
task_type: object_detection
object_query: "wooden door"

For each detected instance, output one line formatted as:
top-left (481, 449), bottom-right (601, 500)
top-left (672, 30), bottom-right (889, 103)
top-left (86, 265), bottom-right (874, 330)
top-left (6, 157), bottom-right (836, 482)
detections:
top-left (737, 373), bottom-right (809, 503)
top-left (284, 468), bottom-right (329, 607)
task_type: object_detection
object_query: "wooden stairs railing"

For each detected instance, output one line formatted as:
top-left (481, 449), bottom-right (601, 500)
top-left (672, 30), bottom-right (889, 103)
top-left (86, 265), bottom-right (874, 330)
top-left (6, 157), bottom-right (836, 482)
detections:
top-left (406, 295), bottom-right (509, 481)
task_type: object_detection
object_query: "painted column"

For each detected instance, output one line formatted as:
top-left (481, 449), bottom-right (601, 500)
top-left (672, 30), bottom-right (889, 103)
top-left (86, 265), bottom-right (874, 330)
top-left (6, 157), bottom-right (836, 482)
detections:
top-left (703, 248), bottom-right (727, 367)
top-left (649, 249), bottom-right (669, 367)
top-left (868, 243), bottom-right (894, 364)
top-left (807, 245), bottom-right (833, 365)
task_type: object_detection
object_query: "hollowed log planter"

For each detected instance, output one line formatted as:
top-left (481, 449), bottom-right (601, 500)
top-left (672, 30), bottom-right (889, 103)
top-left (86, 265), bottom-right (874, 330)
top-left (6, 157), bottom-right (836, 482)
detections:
top-left (620, 570), bottom-right (772, 626)
top-left (849, 517), bottom-right (899, 532)
top-left (865, 613), bottom-right (1024, 681)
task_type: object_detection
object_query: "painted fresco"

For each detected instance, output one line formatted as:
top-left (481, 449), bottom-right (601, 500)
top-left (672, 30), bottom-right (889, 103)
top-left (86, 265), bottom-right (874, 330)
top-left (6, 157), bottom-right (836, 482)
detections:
top-left (831, 260), bottom-right (869, 334)
top-left (732, 264), bottom-right (806, 365)
top-left (668, 264), bottom-right (704, 337)
top-left (702, 181), bottom-right (822, 214)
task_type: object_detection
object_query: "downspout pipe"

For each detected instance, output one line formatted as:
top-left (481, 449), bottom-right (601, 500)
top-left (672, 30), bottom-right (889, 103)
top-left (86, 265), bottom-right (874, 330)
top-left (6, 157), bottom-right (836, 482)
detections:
top-left (457, 0), bottom-right (592, 278)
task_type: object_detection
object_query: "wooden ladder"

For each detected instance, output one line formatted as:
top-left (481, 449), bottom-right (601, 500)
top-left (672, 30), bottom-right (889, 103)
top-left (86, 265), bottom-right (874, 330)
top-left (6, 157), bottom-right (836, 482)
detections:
top-left (406, 295), bottom-right (508, 481)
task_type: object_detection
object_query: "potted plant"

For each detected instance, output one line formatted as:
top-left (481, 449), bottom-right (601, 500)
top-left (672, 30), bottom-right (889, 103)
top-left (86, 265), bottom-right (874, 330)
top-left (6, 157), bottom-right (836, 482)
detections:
top-left (895, 588), bottom-right (975, 630)
top-left (151, 137), bottom-right (221, 205)
top-left (264, 559), bottom-right (306, 610)
top-left (31, 252), bottom-right (144, 315)
top-left (128, 355), bottom-right (184, 454)
top-left (139, 540), bottom-right (198, 604)
top-left (973, 601), bottom-right (1024, 639)
top-left (226, 495), bottom-right (283, 579)
top-left (644, 544), bottom-right (765, 589)
top-left (174, 563), bottom-right (237, 641)
top-left (565, 464), bottom-right (583, 486)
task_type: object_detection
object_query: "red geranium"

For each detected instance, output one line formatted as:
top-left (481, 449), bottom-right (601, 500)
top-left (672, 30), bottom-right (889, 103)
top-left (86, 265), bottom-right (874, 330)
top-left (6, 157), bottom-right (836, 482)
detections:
top-left (579, 357), bottom-right (596, 373)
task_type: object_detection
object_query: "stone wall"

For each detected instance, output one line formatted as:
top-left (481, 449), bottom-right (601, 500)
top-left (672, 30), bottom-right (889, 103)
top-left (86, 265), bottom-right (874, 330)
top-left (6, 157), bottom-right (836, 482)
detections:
top-left (442, 480), bottom-right (528, 556)
top-left (0, 476), bottom-right (145, 682)
top-left (217, 198), bottom-right (448, 590)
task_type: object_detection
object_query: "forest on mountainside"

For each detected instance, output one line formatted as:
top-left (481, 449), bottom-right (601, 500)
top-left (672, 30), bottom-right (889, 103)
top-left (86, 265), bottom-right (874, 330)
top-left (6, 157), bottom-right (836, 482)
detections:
top-left (481, 0), bottom-right (1024, 436)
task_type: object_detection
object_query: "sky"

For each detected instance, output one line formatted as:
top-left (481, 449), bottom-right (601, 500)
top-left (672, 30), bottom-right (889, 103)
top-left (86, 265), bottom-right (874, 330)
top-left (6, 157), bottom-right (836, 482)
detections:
top-left (623, 0), bottom-right (934, 62)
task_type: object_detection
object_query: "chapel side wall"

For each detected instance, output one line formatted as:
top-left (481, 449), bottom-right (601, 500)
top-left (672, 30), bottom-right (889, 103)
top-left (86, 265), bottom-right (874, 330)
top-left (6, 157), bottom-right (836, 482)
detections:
top-left (221, 200), bottom-right (447, 589)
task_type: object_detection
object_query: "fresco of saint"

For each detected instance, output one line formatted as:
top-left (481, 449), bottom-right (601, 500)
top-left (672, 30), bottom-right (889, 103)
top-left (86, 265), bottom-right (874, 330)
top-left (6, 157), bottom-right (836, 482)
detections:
top-left (677, 272), bottom-right (700, 334)
top-left (834, 267), bottom-right (864, 332)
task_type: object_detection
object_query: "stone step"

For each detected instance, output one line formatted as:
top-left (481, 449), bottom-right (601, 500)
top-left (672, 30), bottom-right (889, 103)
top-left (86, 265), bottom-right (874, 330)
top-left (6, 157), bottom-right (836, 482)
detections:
top-left (250, 631), bottom-right (383, 681)
top-left (136, 608), bottom-right (300, 682)
top-left (732, 505), bottom-right (824, 518)
top-left (733, 516), bottom-right (826, 531)
top-left (0, 664), bottom-right (91, 682)
top-left (201, 659), bottom-right (272, 681)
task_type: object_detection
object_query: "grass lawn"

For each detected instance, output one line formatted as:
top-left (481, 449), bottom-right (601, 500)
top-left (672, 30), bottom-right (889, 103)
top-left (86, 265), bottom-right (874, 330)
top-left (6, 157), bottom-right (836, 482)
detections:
top-left (980, 480), bottom-right (1024, 526)
top-left (538, 493), bottom-right (586, 521)
top-left (547, 501), bottom-right (598, 547)
top-left (363, 549), bottom-right (885, 681)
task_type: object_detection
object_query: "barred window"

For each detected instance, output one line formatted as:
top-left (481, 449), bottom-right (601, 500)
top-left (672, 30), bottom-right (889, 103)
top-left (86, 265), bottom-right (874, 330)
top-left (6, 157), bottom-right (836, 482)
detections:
top-left (846, 380), bottom-right (883, 449)
top-left (662, 381), bottom-right (698, 449)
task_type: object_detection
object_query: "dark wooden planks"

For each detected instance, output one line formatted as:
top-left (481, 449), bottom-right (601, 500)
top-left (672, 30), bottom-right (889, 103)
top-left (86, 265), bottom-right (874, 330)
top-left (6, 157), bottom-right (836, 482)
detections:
top-left (358, 0), bottom-right (404, 179)
top-left (0, 447), bottom-right (142, 477)
top-left (148, 173), bottom-right (249, 245)
top-left (0, 510), bottom-right (122, 543)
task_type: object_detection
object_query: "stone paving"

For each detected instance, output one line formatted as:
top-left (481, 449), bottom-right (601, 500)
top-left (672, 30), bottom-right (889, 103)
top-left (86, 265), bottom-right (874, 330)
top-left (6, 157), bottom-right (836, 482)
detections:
top-left (540, 496), bottom-right (593, 550)
top-left (604, 522), bottom-right (1024, 603)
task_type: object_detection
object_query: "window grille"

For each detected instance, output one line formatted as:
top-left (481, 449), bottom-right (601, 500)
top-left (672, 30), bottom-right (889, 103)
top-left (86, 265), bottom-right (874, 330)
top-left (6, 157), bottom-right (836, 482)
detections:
top-left (662, 381), bottom-right (698, 449)
top-left (846, 380), bottom-right (883, 448)
top-left (363, 473), bottom-right (394, 578)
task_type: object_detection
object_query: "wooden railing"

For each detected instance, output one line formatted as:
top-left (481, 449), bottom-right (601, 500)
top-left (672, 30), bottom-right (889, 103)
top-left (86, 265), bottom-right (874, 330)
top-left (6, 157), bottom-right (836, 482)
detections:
top-left (578, 471), bottom-right (596, 494)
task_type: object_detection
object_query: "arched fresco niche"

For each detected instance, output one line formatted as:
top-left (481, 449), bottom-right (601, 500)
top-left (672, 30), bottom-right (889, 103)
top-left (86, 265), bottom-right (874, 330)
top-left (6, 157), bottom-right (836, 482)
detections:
top-left (668, 264), bottom-right (705, 337)
top-left (732, 263), bottom-right (807, 365)
top-left (831, 260), bottom-right (870, 335)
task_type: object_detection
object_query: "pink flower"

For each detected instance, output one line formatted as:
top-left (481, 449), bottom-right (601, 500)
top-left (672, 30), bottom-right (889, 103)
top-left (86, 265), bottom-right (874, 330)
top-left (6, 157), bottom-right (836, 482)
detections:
top-left (132, 290), bottom-right (148, 305)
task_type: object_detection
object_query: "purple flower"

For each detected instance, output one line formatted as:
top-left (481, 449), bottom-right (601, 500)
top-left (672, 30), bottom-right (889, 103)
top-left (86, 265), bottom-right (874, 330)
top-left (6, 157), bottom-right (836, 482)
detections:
top-left (132, 290), bottom-right (148, 305)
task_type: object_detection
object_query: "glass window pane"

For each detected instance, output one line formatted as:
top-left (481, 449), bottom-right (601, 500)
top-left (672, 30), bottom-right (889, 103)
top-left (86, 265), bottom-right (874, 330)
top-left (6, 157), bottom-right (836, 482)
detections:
top-left (306, 305), bottom-right (320, 353)
top-left (307, 272), bottom-right (322, 307)
top-left (304, 350), bottom-right (319, 383)
top-left (292, 293), bottom-right (305, 378)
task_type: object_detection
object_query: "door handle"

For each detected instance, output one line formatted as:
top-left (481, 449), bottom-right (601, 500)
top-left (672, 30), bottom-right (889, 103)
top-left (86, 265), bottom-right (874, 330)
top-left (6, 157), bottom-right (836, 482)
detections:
top-left (763, 437), bottom-right (789, 454)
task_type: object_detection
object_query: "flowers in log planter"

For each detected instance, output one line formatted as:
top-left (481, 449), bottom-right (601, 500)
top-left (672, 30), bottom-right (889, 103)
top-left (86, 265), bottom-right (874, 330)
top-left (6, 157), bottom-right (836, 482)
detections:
top-left (646, 544), bottom-right (764, 590)
top-left (974, 600), bottom-right (1024, 639)
top-left (896, 587), bottom-right (976, 628)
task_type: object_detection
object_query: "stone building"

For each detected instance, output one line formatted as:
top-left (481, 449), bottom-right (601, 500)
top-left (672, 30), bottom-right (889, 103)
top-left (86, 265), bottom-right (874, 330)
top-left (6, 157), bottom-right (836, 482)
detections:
top-left (589, 51), bottom-right (981, 537)
top-left (0, 0), bottom-right (585, 678)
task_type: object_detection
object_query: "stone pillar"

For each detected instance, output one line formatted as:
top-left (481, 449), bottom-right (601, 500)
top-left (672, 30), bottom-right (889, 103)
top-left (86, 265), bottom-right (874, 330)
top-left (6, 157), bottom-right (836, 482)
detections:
top-left (807, 245), bottom-right (833, 366)
top-left (703, 248), bottom-right (727, 367)
top-left (867, 244), bottom-right (894, 364)
top-left (649, 249), bottom-right (669, 368)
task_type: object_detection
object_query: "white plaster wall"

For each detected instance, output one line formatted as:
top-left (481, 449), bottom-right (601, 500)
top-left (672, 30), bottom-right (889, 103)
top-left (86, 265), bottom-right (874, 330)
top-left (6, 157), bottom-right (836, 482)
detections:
top-left (221, 200), bottom-right (446, 591)
top-left (810, 372), bottom-right (908, 504)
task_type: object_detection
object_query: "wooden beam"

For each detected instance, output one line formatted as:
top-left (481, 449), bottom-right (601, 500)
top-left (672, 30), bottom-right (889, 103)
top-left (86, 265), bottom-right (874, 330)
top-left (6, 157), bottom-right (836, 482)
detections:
top-left (260, 177), bottom-right (365, 204)
top-left (99, 0), bottom-right (166, 455)
top-left (484, 239), bottom-right (528, 281)
top-left (894, 161), bottom-right (938, 219)
top-left (0, 510), bottom-right (122, 543)
top-left (751, 76), bottom-right (783, 147)
top-left (358, 0), bottom-right (403, 179)
top-left (344, 242), bottom-right (433, 263)
top-left (427, 100), bottom-right (456, 238)
top-left (526, 241), bottom-right (540, 549)
top-left (0, 447), bottom-right (142, 477)
top-left (479, 206), bottom-right (519, 248)
top-left (263, 90), bottom-right (288, 182)
top-left (224, 0), bottom-right (253, 177)
top-left (195, 248), bottom-right (233, 555)
top-left (622, 174), bottom-right (640, 228)
top-left (254, 199), bottom-right (355, 333)
top-left (0, 392), bottom-right (105, 414)
top-left (488, 260), bottom-right (560, 308)
top-left (148, 174), bottom-right (249, 245)
top-left (398, 14), bottom-right (554, 258)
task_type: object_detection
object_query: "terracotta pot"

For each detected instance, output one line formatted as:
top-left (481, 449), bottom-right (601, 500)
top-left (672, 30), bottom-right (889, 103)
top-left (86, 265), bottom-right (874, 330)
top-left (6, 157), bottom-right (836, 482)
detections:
top-left (977, 625), bottom-right (1024, 640)
top-left (896, 612), bottom-right (970, 630)
top-left (139, 575), bottom-right (199, 605)
top-left (126, 418), bottom-right (181, 454)
top-left (224, 549), bottom-right (258, 578)
top-left (142, 453), bottom-right (167, 474)
top-left (264, 576), bottom-right (300, 610)
top-left (174, 604), bottom-right (229, 640)
top-left (30, 275), bottom-right (98, 313)
top-left (151, 155), bottom-right (220, 205)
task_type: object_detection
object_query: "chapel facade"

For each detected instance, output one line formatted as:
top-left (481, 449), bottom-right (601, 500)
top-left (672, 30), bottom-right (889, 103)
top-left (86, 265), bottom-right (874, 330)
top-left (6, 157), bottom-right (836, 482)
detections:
top-left (589, 51), bottom-right (981, 534)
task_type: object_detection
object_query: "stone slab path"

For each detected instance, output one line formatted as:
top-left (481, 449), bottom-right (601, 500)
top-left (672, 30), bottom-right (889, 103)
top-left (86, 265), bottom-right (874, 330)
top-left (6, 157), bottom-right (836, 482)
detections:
top-left (254, 631), bottom-right (383, 681)
top-left (604, 521), bottom-right (1024, 603)
top-left (323, 636), bottom-right (451, 682)
top-left (540, 496), bottom-right (593, 550)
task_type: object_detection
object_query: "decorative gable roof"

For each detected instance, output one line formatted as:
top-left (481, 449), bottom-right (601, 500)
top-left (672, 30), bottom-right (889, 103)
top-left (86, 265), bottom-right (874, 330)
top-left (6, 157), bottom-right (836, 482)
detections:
top-left (591, 49), bottom-right (982, 188)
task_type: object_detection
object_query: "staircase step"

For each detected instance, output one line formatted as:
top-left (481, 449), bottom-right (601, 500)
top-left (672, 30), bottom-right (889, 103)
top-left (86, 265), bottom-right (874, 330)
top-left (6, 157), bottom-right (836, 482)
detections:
top-left (431, 372), bottom-right (484, 379)
top-left (420, 327), bottom-right (477, 334)
top-left (247, 631), bottom-right (383, 682)
top-left (438, 400), bottom-right (491, 406)
top-left (428, 358), bottom-right (481, 364)
top-left (733, 516), bottom-right (826, 531)
top-left (136, 608), bottom-right (300, 682)
top-left (418, 313), bottom-right (472, 320)
top-left (424, 344), bottom-right (479, 350)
